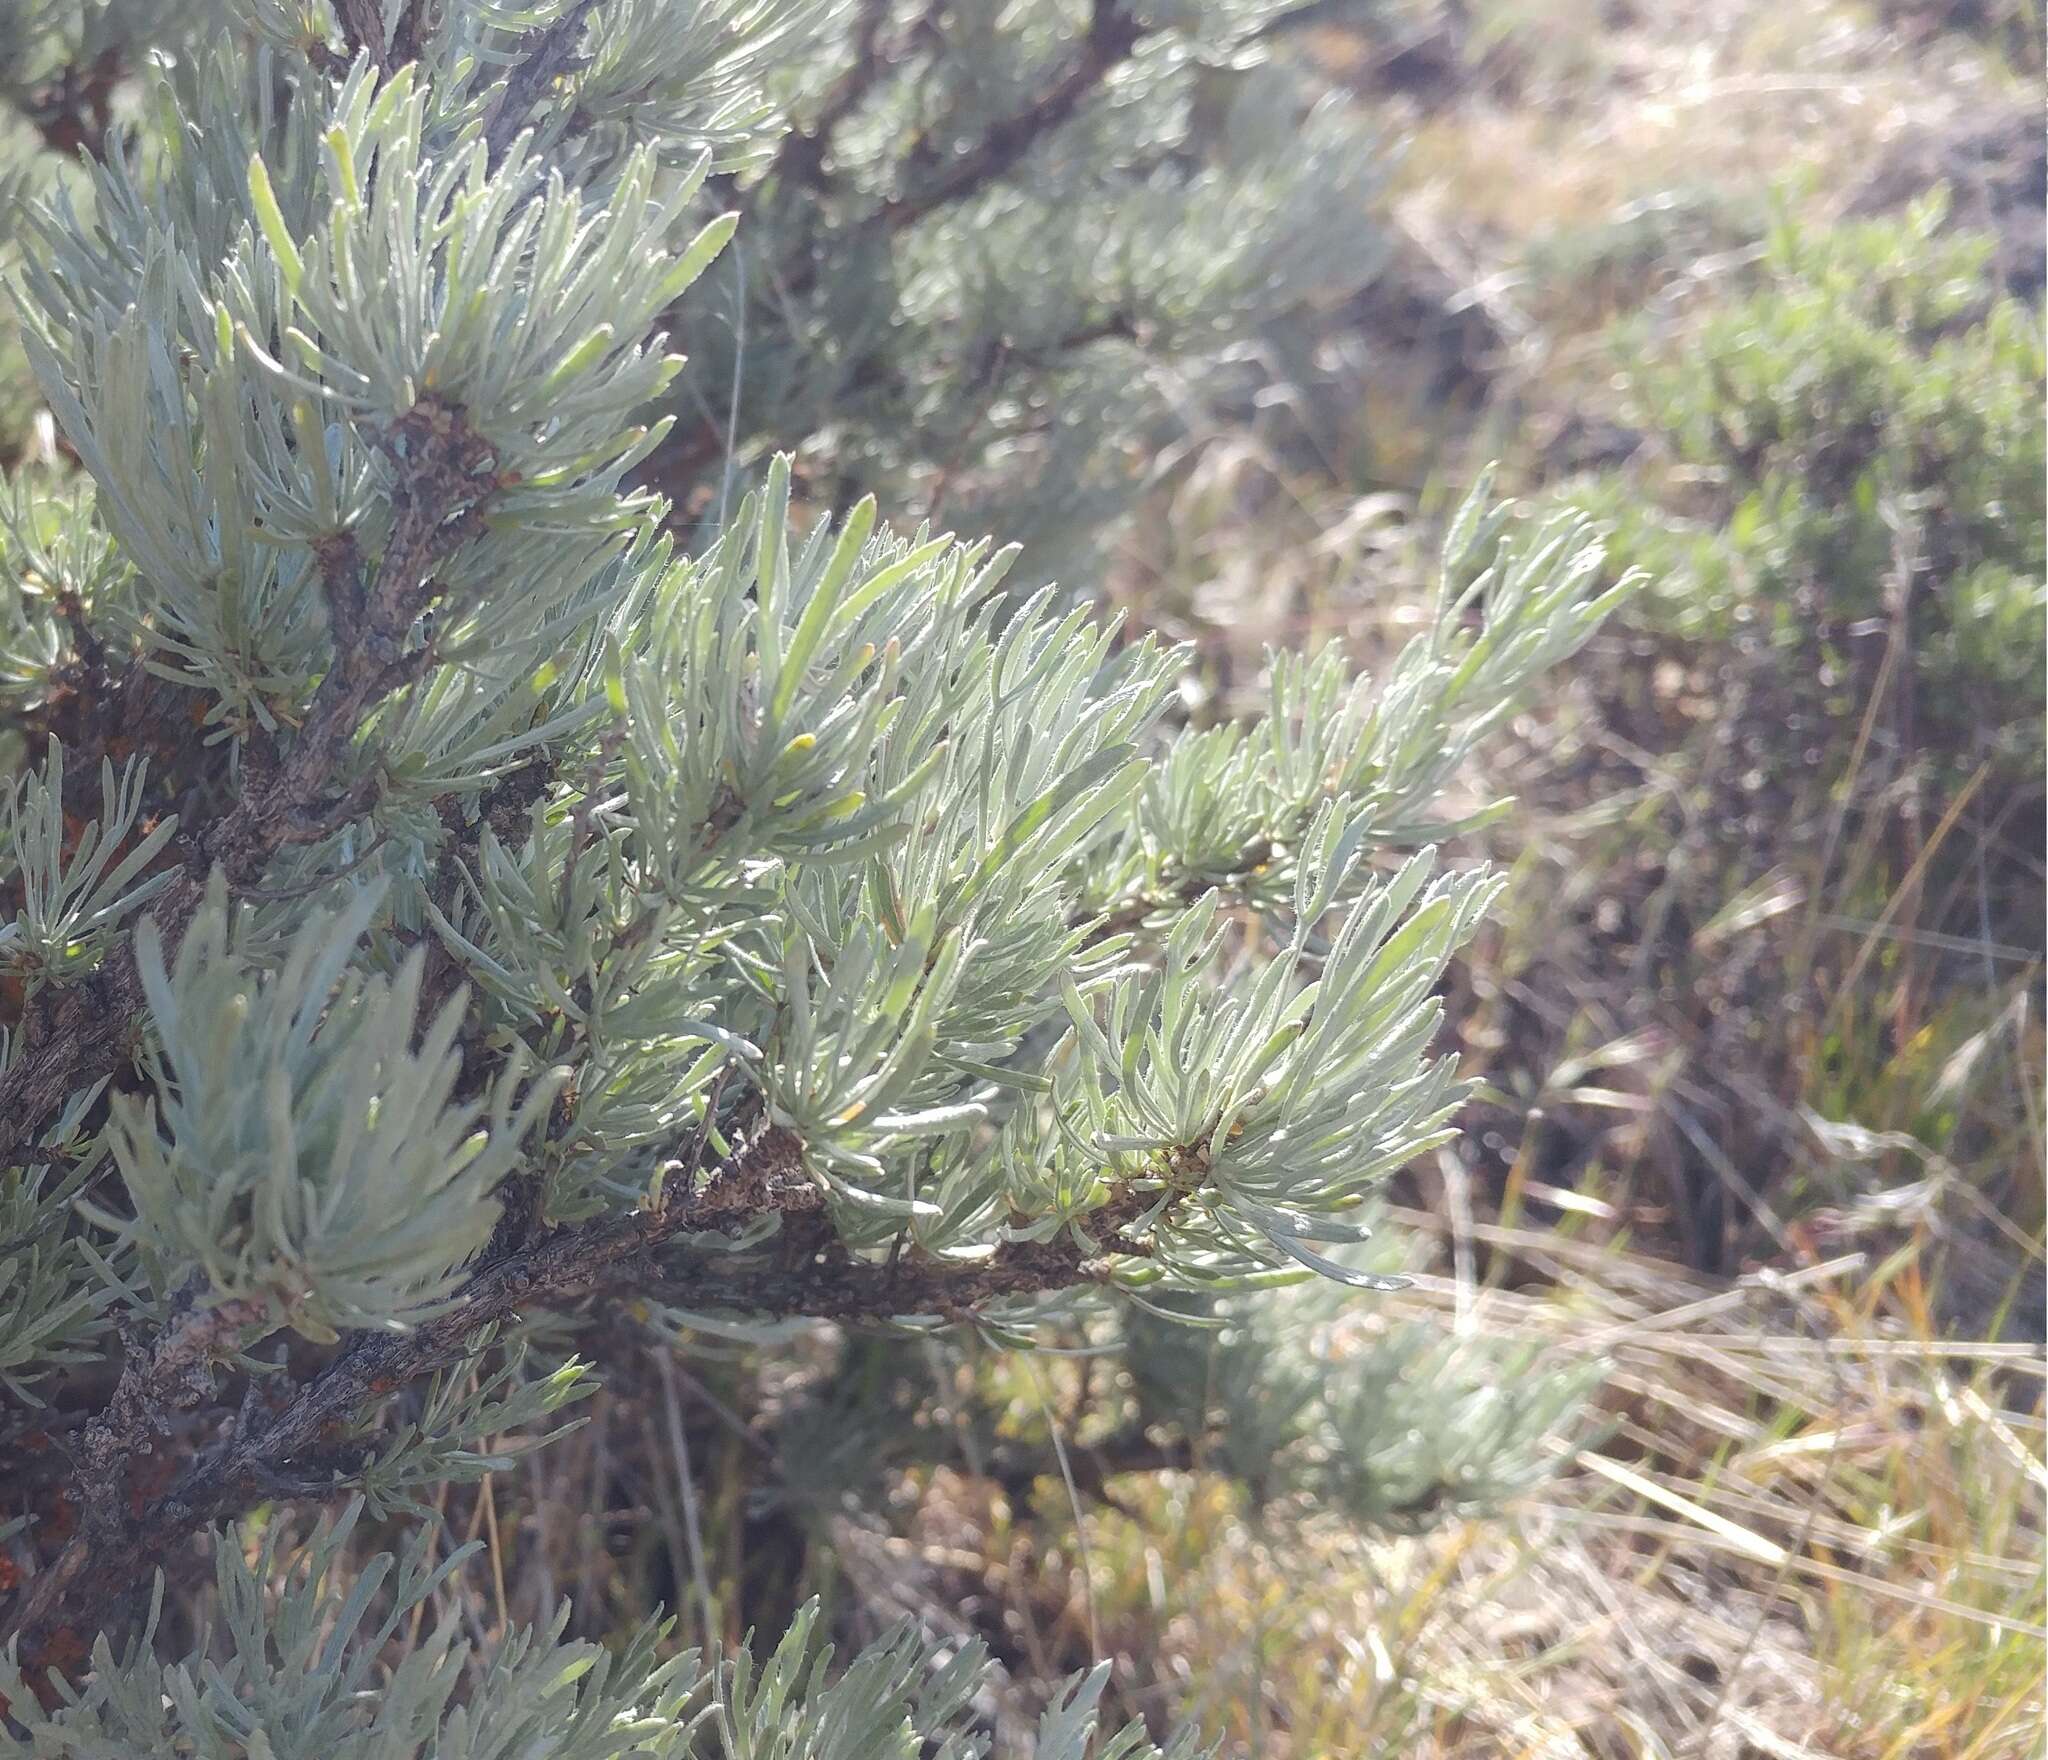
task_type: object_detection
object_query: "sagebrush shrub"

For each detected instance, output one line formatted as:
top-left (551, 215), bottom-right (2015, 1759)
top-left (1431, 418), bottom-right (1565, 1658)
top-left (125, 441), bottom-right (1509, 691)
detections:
top-left (1573, 192), bottom-right (2046, 775)
top-left (0, 3), bottom-right (1629, 1750)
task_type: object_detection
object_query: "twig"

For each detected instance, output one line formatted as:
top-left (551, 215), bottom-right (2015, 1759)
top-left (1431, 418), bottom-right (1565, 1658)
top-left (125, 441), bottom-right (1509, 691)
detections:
top-left (18, 48), bottom-right (123, 161)
top-left (0, 1124), bottom-right (1179, 1681)
top-left (0, 1279), bottom-right (263, 1694)
top-left (481, 0), bottom-right (601, 170)
top-left (1021, 1353), bottom-right (1100, 1657)
top-left (876, 1), bottom-right (1146, 233)
top-left (767, 0), bottom-right (893, 191)
top-left (0, 399), bottom-right (504, 1176)
top-left (651, 1347), bottom-right (718, 1644)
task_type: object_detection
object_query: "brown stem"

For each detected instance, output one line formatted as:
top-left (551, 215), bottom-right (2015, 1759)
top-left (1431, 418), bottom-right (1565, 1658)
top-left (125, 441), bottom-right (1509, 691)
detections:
top-left (639, 6), bottom-right (1151, 519)
top-left (876, 1), bottom-right (1146, 233)
top-left (0, 400), bottom-right (503, 1176)
top-left (19, 48), bottom-right (123, 161)
top-left (768, 0), bottom-right (894, 191)
top-left (388, 0), bottom-right (434, 68)
top-left (1083, 838), bottom-right (1276, 947)
top-left (0, 1123), bottom-right (1173, 1687)
top-left (481, 0), bottom-right (601, 170)
top-left (331, 0), bottom-right (389, 66)
top-left (0, 1282), bottom-right (264, 1704)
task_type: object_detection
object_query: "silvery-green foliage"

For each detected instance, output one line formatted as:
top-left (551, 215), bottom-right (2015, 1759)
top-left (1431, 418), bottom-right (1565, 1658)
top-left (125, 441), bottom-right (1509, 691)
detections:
top-left (615, 463), bottom-right (988, 885)
top-left (553, 0), bottom-right (827, 169)
top-left (0, 737), bottom-right (178, 993)
top-left (710, 1598), bottom-right (1208, 1760)
top-left (712, 1599), bottom-right (987, 1760)
top-left (420, 456), bottom-right (1195, 1236)
top-left (0, 474), bottom-right (134, 714)
top-left (0, 1493), bottom-right (1205, 1758)
top-left (230, 0), bottom-right (826, 177)
top-left (1029, 1666), bottom-right (1215, 1760)
top-left (15, 46), bottom-right (740, 730)
top-left (0, 1149), bottom-right (111, 1403)
top-left (102, 876), bottom-right (560, 1341)
top-left (1093, 479), bottom-right (1643, 922)
top-left (0, 1499), bottom-right (715, 1759)
top-left (399, 477), bottom-right (1625, 1286)
top-left (1312, 1325), bottom-right (1603, 1528)
top-left (1124, 1274), bottom-right (1604, 1528)
top-left (661, 0), bottom-right (1393, 583)
top-left (356, 1336), bottom-right (598, 1516)
top-left (229, 91), bottom-right (727, 463)
top-left (1015, 850), bottom-right (1500, 1292)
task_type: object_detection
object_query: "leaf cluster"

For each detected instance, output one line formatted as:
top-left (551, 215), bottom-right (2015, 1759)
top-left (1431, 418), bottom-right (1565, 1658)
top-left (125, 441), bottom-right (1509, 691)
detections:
top-left (1576, 190), bottom-right (2045, 769)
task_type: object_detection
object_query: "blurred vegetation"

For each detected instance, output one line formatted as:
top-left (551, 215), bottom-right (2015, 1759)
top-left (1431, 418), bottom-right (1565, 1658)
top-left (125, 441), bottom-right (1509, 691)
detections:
top-left (1574, 193), bottom-right (2044, 778)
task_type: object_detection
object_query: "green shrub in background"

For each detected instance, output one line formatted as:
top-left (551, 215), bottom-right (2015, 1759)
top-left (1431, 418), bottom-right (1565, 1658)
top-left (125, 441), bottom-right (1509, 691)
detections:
top-left (1573, 192), bottom-right (2045, 777)
top-left (1504, 184), bottom-right (2046, 1284)
top-left (0, 2), bottom-right (1622, 1752)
